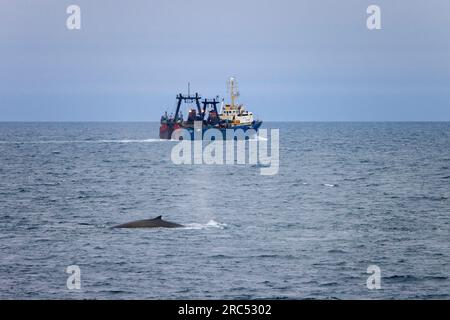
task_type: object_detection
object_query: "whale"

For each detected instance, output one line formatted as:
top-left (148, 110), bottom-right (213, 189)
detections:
top-left (113, 216), bottom-right (183, 229)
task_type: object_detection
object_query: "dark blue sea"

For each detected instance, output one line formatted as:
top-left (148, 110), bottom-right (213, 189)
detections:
top-left (0, 122), bottom-right (449, 299)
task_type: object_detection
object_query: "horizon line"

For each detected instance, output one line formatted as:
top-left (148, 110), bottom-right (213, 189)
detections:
top-left (1, 120), bottom-right (450, 123)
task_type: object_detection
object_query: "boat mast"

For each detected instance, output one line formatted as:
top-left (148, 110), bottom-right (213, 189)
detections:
top-left (173, 83), bottom-right (202, 121)
top-left (228, 77), bottom-right (239, 108)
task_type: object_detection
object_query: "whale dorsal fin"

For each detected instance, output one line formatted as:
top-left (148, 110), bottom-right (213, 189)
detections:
top-left (154, 215), bottom-right (162, 220)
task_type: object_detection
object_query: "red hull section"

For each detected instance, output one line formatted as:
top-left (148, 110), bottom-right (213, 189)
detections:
top-left (159, 123), bottom-right (181, 140)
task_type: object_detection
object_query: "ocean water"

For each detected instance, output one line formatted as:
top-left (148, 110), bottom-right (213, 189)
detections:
top-left (0, 122), bottom-right (449, 299)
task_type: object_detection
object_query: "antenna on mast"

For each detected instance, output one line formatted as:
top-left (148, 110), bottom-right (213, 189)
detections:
top-left (227, 77), bottom-right (239, 107)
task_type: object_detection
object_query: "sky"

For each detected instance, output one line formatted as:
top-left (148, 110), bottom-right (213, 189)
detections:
top-left (0, 0), bottom-right (449, 121)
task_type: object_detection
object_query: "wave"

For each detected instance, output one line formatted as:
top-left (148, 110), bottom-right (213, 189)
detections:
top-left (182, 220), bottom-right (227, 230)
top-left (0, 139), bottom-right (164, 144)
top-left (323, 183), bottom-right (338, 187)
top-left (0, 137), bottom-right (271, 144)
top-left (97, 139), bottom-right (162, 143)
top-left (248, 135), bottom-right (268, 142)
top-left (383, 274), bottom-right (448, 282)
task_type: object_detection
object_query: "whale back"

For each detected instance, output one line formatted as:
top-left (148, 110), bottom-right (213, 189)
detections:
top-left (113, 216), bottom-right (182, 228)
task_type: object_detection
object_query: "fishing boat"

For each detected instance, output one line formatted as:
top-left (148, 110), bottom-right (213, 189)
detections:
top-left (159, 77), bottom-right (262, 139)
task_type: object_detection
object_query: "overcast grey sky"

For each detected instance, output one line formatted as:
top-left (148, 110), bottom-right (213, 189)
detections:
top-left (0, 0), bottom-right (449, 121)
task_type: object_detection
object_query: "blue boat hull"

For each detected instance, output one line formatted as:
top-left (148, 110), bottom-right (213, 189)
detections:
top-left (160, 121), bottom-right (263, 140)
